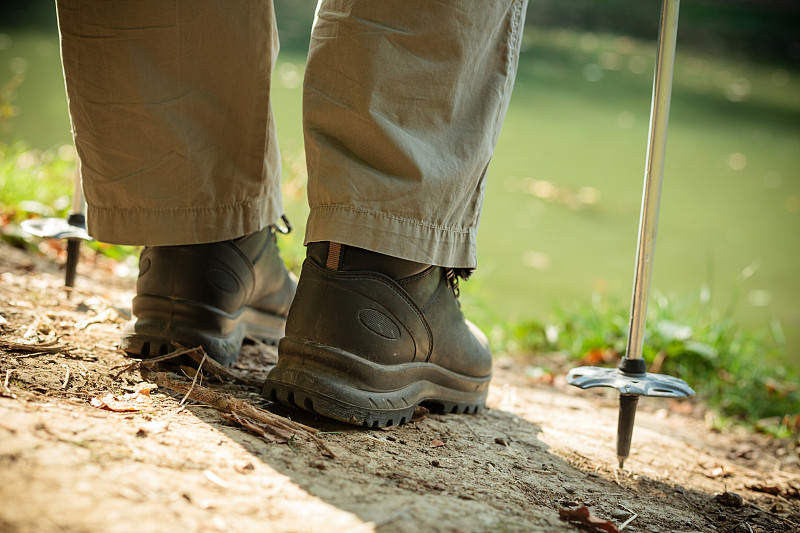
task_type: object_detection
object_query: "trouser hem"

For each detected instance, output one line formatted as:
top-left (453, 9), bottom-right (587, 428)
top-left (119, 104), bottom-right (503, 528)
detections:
top-left (304, 205), bottom-right (477, 268)
top-left (86, 193), bottom-right (283, 246)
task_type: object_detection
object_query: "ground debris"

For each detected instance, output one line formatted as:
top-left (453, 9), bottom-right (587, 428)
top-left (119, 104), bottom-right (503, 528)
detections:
top-left (0, 338), bottom-right (69, 355)
top-left (222, 412), bottom-right (293, 443)
top-left (140, 367), bottom-right (335, 458)
top-left (90, 387), bottom-right (154, 412)
top-left (558, 505), bottom-right (620, 533)
top-left (746, 482), bottom-right (800, 499)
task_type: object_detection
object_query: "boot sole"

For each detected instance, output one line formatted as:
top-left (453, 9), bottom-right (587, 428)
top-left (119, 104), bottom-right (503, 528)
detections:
top-left (263, 337), bottom-right (490, 427)
top-left (121, 304), bottom-right (286, 367)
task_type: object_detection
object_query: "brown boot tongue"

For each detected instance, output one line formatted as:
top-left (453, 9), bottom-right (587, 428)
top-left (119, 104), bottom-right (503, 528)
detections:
top-left (307, 242), bottom-right (429, 280)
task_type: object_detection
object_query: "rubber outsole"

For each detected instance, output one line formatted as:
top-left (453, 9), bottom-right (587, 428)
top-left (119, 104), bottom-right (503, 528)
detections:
top-left (263, 337), bottom-right (490, 427)
top-left (121, 306), bottom-right (287, 367)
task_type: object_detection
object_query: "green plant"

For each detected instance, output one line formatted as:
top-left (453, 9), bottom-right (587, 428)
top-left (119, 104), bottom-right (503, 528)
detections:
top-left (512, 286), bottom-right (800, 434)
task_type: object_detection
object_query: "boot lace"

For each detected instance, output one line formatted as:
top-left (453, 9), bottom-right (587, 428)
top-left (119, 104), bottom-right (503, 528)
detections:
top-left (445, 268), bottom-right (473, 300)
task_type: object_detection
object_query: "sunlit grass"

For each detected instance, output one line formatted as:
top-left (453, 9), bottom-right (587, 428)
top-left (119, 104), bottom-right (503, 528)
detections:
top-left (506, 286), bottom-right (799, 436)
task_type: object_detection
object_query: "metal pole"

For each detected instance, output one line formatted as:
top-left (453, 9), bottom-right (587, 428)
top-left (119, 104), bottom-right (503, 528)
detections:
top-left (624, 0), bottom-right (681, 363)
top-left (64, 163), bottom-right (86, 290)
top-left (20, 158), bottom-right (91, 291)
top-left (567, 0), bottom-right (693, 471)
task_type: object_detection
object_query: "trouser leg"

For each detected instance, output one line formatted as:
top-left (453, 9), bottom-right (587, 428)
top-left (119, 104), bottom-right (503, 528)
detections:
top-left (303, 0), bottom-right (527, 268)
top-left (56, 0), bottom-right (283, 245)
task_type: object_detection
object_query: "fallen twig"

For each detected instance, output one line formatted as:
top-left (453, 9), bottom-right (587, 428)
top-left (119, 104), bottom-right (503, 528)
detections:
top-left (618, 504), bottom-right (637, 531)
top-left (1, 339), bottom-right (68, 355)
top-left (61, 364), bottom-right (70, 389)
top-left (110, 345), bottom-right (204, 379)
top-left (2, 369), bottom-right (17, 399)
top-left (180, 353), bottom-right (206, 406)
top-left (223, 412), bottom-right (294, 443)
top-left (185, 349), bottom-right (262, 387)
top-left (140, 367), bottom-right (335, 458)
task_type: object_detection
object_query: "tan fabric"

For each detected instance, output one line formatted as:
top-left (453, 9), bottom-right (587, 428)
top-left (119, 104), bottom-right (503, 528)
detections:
top-left (303, 0), bottom-right (526, 267)
top-left (57, 0), bottom-right (283, 245)
top-left (57, 0), bottom-right (527, 267)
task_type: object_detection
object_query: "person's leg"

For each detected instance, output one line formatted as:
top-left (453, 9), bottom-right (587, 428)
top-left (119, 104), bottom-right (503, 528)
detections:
top-left (57, 0), bottom-right (283, 245)
top-left (57, 0), bottom-right (295, 364)
top-left (303, 0), bottom-right (526, 267)
top-left (265, 0), bottom-right (527, 425)
top-left (57, 0), bottom-right (281, 245)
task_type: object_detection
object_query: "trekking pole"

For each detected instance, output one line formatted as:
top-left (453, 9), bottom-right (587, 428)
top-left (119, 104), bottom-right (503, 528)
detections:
top-left (566, 0), bottom-right (694, 468)
top-left (21, 162), bottom-right (91, 292)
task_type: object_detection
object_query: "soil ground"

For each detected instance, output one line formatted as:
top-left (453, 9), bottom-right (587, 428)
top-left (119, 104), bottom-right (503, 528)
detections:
top-left (1, 241), bottom-right (798, 533)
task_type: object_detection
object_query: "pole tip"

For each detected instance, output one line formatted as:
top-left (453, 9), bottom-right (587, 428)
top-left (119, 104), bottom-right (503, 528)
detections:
top-left (618, 456), bottom-right (627, 469)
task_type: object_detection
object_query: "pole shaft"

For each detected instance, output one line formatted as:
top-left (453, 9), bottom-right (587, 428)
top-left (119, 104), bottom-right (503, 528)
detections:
top-left (617, 394), bottom-right (639, 467)
top-left (625, 0), bottom-right (680, 361)
top-left (70, 161), bottom-right (85, 216)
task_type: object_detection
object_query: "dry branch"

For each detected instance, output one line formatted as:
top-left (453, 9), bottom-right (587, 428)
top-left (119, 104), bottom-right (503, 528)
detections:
top-left (222, 412), bottom-right (294, 443)
top-left (185, 349), bottom-right (262, 387)
top-left (140, 367), bottom-right (335, 458)
top-left (110, 345), bottom-right (204, 379)
top-left (1, 339), bottom-right (68, 354)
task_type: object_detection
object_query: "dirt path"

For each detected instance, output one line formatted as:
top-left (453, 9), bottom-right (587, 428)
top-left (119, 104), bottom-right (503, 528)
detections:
top-left (1, 242), bottom-right (798, 533)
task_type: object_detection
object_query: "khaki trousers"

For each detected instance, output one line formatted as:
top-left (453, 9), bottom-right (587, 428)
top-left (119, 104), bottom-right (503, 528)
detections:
top-left (57, 0), bottom-right (527, 268)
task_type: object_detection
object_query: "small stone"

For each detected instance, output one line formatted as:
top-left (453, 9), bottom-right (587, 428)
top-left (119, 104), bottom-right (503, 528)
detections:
top-left (611, 508), bottom-right (630, 520)
top-left (715, 491), bottom-right (744, 507)
top-left (563, 484), bottom-right (577, 495)
top-left (770, 502), bottom-right (787, 514)
top-left (494, 437), bottom-right (510, 446)
top-left (235, 462), bottom-right (255, 474)
top-left (431, 460), bottom-right (440, 467)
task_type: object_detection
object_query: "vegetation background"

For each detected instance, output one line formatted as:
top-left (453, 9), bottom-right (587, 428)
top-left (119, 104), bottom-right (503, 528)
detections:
top-left (1, 0), bottom-right (798, 433)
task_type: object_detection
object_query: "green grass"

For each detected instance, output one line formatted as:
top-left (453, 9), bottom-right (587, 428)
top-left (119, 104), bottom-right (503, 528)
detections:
top-left (507, 287), bottom-right (799, 437)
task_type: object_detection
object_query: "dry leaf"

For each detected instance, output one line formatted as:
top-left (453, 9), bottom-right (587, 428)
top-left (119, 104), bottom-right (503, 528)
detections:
top-left (430, 439), bottom-right (446, 448)
top-left (411, 405), bottom-right (429, 422)
top-left (90, 390), bottom-right (154, 412)
top-left (558, 506), bottom-right (620, 533)
top-left (702, 465), bottom-right (732, 479)
top-left (74, 308), bottom-right (119, 330)
top-left (235, 463), bottom-right (256, 474)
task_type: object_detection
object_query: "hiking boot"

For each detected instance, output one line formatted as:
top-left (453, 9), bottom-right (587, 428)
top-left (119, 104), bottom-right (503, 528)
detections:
top-left (263, 242), bottom-right (491, 427)
top-left (121, 225), bottom-right (297, 366)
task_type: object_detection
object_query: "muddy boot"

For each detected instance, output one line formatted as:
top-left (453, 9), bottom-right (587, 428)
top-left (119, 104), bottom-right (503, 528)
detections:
top-left (263, 242), bottom-right (491, 427)
top-left (121, 226), bottom-right (297, 366)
